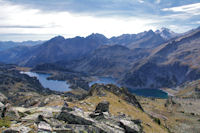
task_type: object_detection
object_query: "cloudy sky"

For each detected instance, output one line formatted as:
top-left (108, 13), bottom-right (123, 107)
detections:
top-left (0, 0), bottom-right (200, 41)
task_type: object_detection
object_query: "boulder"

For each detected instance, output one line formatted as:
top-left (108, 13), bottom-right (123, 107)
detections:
top-left (119, 119), bottom-right (142, 133)
top-left (57, 110), bottom-right (93, 125)
top-left (2, 129), bottom-right (20, 133)
top-left (95, 101), bottom-right (110, 113)
top-left (38, 121), bottom-right (52, 132)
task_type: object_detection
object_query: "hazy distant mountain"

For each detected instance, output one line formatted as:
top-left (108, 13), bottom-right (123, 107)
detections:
top-left (120, 28), bottom-right (200, 88)
top-left (109, 29), bottom-right (172, 49)
top-left (0, 27), bottom-right (183, 69)
top-left (0, 40), bottom-right (44, 51)
top-left (155, 27), bottom-right (178, 40)
top-left (0, 34), bottom-right (108, 66)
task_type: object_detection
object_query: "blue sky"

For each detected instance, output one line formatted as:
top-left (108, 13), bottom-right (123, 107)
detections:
top-left (0, 0), bottom-right (199, 41)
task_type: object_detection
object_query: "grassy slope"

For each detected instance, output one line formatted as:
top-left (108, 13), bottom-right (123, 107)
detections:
top-left (175, 80), bottom-right (200, 98)
top-left (68, 91), bottom-right (168, 133)
top-left (138, 97), bottom-right (200, 133)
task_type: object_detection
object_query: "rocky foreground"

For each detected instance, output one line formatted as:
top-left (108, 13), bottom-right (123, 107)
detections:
top-left (0, 82), bottom-right (169, 133)
top-left (0, 64), bottom-right (200, 133)
top-left (0, 97), bottom-right (142, 133)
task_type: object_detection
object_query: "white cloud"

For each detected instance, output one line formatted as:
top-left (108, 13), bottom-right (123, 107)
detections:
top-left (196, 21), bottom-right (200, 24)
top-left (155, 0), bottom-right (161, 4)
top-left (162, 3), bottom-right (200, 15)
top-left (168, 24), bottom-right (193, 33)
top-left (138, 0), bottom-right (144, 3)
top-left (162, 13), bottom-right (193, 20)
top-left (0, 0), bottom-right (159, 40)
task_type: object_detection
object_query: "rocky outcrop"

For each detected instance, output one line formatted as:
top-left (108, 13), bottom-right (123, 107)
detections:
top-left (38, 121), bottom-right (52, 132)
top-left (95, 101), bottom-right (110, 113)
top-left (88, 84), bottom-right (143, 111)
top-left (56, 101), bottom-right (143, 133)
top-left (57, 109), bottom-right (94, 125)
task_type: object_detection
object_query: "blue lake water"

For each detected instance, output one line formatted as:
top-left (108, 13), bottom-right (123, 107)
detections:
top-left (21, 72), bottom-right (168, 98)
top-left (129, 88), bottom-right (168, 99)
top-left (89, 77), bottom-right (168, 98)
top-left (20, 71), bottom-right (71, 92)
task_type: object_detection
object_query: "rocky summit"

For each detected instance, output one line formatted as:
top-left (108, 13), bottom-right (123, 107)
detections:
top-left (0, 93), bottom-right (143, 133)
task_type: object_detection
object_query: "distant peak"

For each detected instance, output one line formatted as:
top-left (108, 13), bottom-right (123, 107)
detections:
top-left (50, 36), bottom-right (65, 41)
top-left (147, 29), bottom-right (154, 33)
top-left (156, 27), bottom-right (175, 34)
top-left (160, 27), bottom-right (170, 31)
top-left (155, 27), bottom-right (178, 40)
top-left (87, 33), bottom-right (107, 39)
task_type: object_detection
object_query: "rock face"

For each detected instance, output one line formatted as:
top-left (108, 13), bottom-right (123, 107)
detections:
top-left (95, 101), bottom-right (110, 113)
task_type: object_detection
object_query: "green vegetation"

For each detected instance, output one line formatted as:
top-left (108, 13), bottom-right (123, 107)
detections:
top-left (0, 117), bottom-right (11, 128)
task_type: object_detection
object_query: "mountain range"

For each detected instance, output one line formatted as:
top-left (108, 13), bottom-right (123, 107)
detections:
top-left (0, 28), bottom-right (176, 66)
top-left (120, 27), bottom-right (200, 88)
top-left (0, 40), bottom-right (44, 51)
top-left (0, 27), bottom-right (200, 89)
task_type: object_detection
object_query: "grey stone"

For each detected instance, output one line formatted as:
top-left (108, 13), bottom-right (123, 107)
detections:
top-left (57, 111), bottom-right (93, 125)
top-left (2, 129), bottom-right (20, 133)
top-left (38, 121), bottom-right (52, 132)
top-left (95, 101), bottom-right (110, 113)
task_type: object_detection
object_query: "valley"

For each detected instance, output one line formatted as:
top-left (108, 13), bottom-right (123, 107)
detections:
top-left (0, 26), bottom-right (200, 133)
top-left (0, 64), bottom-right (200, 133)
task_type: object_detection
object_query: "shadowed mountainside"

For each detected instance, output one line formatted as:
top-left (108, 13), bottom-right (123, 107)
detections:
top-left (0, 28), bottom-right (177, 67)
top-left (120, 28), bottom-right (200, 88)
